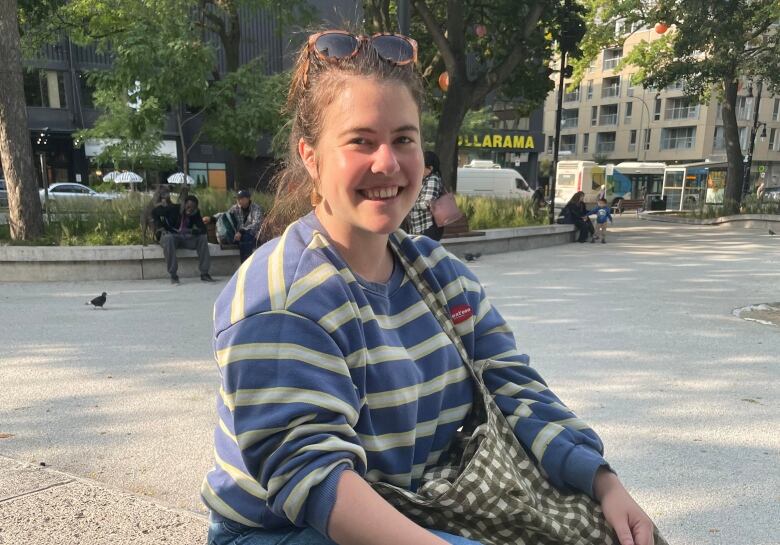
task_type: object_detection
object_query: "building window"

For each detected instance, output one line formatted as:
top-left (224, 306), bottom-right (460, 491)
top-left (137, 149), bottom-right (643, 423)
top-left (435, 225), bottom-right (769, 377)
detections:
top-left (737, 96), bottom-right (753, 121)
top-left (591, 106), bottom-right (598, 126)
top-left (23, 69), bottom-right (67, 109)
top-left (583, 133), bottom-right (590, 153)
top-left (547, 136), bottom-right (554, 153)
top-left (770, 128), bottom-right (779, 152)
top-left (77, 72), bottom-right (96, 109)
top-left (665, 97), bottom-right (699, 120)
top-left (665, 80), bottom-right (684, 92)
top-left (713, 126), bottom-right (725, 151)
top-left (773, 98), bottom-right (780, 122)
top-left (644, 128), bottom-right (652, 151)
top-left (661, 126), bottom-right (697, 150)
top-left (599, 104), bottom-right (619, 126)
top-left (561, 108), bottom-right (579, 129)
top-left (596, 132), bottom-right (616, 153)
top-left (586, 80), bottom-right (593, 100)
top-left (602, 47), bottom-right (623, 70)
top-left (601, 76), bottom-right (621, 99)
top-left (629, 129), bottom-right (637, 152)
top-left (564, 85), bottom-right (580, 102)
top-left (654, 97), bottom-right (662, 121)
top-left (561, 134), bottom-right (577, 153)
top-left (624, 101), bottom-right (633, 123)
top-left (716, 126), bottom-right (749, 151)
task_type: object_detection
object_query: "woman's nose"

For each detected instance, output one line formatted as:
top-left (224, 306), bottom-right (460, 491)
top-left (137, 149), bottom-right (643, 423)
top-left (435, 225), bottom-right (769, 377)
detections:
top-left (371, 143), bottom-right (400, 176)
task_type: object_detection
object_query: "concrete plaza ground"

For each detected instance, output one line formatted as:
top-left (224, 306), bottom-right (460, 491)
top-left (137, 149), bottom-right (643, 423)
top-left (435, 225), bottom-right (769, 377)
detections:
top-left (1, 218), bottom-right (778, 545)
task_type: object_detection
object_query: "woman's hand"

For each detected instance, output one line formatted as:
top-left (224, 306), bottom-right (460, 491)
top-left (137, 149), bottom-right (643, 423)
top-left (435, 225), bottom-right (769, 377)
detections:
top-left (594, 469), bottom-right (654, 545)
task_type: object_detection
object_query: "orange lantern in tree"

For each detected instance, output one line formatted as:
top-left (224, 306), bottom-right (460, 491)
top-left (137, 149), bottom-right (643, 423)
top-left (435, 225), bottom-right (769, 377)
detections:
top-left (475, 24), bottom-right (487, 38)
top-left (655, 22), bottom-right (669, 34)
top-left (438, 71), bottom-right (449, 92)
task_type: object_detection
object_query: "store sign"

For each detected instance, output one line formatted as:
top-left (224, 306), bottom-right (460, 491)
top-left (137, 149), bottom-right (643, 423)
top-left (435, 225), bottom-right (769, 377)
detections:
top-left (84, 138), bottom-right (178, 159)
top-left (457, 131), bottom-right (543, 152)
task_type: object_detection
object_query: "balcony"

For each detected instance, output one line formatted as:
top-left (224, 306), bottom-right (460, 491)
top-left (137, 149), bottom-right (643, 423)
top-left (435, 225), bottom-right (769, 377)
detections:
top-left (598, 113), bottom-right (618, 126)
top-left (601, 85), bottom-right (621, 99)
top-left (596, 141), bottom-right (616, 153)
top-left (561, 117), bottom-right (579, 129)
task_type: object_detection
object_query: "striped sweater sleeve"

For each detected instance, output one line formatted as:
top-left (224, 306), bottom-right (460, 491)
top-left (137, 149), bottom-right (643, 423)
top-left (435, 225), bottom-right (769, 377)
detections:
top-left (460, 264), bottom-right (609, 498)
top-left (215, 309), bottom-right (367, 535)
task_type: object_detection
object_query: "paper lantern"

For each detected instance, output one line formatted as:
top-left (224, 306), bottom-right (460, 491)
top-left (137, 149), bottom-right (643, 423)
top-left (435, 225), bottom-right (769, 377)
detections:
top-left (438, 71), bottom-right (449, 92)
top-left (475, 24), bottom-right (487, 38)
top-left (654, 22), bottom-right (669, 34)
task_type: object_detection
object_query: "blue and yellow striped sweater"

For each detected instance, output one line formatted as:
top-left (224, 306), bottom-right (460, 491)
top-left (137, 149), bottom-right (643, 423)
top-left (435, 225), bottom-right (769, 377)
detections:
top-left (202, 213), bottom-right (608, 535)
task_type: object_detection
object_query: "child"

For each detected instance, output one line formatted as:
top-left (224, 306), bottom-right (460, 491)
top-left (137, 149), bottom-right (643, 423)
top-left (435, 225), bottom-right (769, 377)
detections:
top-left (587, 198), bottom-right (613, 243)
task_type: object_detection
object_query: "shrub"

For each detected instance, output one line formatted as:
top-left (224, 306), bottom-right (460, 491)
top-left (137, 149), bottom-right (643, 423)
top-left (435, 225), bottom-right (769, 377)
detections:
top-left (0, 189), bottom-right (275, 246)
top-left (455, 195), bottom-right (548, 230)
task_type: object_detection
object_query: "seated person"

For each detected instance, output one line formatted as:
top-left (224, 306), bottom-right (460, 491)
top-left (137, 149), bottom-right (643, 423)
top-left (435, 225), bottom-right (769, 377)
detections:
top-left (152, 194), bottom-right (215, 284)
top-left (226, 189), bottom-right (264, 262)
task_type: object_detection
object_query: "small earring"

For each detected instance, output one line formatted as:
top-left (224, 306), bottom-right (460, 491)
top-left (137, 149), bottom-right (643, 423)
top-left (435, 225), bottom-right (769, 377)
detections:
top-left (310, 187), bottom-right (322, 207)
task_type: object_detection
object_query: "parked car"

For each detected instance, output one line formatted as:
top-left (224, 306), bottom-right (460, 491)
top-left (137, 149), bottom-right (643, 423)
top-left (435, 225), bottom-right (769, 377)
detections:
top-left (762, 186), bottom-right (780, 201)
top-left (39, 183), bottom-right (117, 208)
top-left (456, 161), bottom-right (533, 199)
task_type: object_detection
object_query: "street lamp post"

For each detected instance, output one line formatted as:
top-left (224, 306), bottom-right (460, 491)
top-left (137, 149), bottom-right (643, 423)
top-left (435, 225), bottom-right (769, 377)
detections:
top-left (548, 50), bottom-right (569, 226)
top-left (397, 0), bottom-right (410, 35)
top-left (743, 80), bottom-right (766, 199)
top-left (626, 88), bottom-right (654, 162)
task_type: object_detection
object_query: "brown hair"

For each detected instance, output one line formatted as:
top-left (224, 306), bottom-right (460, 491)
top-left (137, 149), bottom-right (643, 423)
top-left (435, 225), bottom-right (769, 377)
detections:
top-left (260, 34), bottom-right (425, 240)
top-left (566, 191), bottom-right (585, 206)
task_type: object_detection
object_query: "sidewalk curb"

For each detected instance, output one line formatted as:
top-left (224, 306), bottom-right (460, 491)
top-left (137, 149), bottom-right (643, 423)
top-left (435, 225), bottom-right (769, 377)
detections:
top-left (0, 454), bottom-right (207, 545)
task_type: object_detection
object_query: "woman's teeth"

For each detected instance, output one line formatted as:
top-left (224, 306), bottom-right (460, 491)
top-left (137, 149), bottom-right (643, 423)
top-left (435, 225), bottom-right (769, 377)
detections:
top-left (363, 187), bottom-right (400, 200)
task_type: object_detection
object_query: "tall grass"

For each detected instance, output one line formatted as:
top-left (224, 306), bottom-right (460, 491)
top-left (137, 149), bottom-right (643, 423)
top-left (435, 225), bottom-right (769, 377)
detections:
top-left (455, 195), bottom-right (548, 230)
top-left (0, 189), bottom-right (276, 246)
top-left (683, 196), bottom-right (780, 219)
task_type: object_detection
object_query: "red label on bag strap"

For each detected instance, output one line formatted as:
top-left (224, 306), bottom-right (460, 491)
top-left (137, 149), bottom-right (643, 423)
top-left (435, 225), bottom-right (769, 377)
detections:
top-left (450, 304), bottom-right (473, 324)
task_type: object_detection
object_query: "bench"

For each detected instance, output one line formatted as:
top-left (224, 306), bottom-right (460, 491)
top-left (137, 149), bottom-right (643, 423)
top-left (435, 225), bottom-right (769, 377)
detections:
top-left (612, 198), bottom-right (643, 216)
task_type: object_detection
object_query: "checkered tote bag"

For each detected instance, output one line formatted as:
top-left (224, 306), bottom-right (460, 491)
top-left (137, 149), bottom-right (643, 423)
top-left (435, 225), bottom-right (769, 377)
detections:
top-left (374, 237), bottom-right (669, 545)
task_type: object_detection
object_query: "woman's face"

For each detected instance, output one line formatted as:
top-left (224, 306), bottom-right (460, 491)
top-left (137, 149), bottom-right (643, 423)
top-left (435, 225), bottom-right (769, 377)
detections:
top-left (300, 76), bottom-right (424, 239)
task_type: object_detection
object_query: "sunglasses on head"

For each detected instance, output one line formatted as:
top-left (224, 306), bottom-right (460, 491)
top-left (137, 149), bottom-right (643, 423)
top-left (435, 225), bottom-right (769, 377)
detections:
top-left (304, 30), bottom-right (418, 83)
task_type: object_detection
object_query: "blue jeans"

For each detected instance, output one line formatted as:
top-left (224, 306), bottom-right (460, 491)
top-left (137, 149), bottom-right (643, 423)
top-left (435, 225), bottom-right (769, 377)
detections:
top-left (236, 231), bottom-right (257, 263)
top-left (208, 517), bottom-right (483, 545)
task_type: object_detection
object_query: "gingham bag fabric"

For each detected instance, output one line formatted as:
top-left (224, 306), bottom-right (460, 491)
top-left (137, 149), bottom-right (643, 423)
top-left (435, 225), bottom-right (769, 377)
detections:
top-left (373, 237), bottom-right (669, 545)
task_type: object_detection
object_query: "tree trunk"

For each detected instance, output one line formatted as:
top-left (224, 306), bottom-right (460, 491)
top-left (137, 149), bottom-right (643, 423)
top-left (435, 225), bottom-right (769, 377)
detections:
top-left (0, 0), bottom-right (44, 239)
top-left (176, 108), bottom-right (189, 176)
top-left (722, 78), bottom-right (744, 211)
top-left (435, 80), bottom-right (471, 192)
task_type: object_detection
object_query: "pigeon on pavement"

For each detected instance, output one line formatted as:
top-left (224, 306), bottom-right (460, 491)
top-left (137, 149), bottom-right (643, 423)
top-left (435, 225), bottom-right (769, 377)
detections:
top-left (769, 229), bottom-right (776, 235)
top-left (86, 292), bottom-right (107, 309)
top-left (463, 252), bottom-right (482, 262)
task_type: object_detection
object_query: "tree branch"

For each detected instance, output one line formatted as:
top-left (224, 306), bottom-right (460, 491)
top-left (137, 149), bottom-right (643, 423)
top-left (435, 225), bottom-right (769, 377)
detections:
top-left (412, 0), bottom-right (458, 73)
top-left (472, 1), bottom-right (543, 103)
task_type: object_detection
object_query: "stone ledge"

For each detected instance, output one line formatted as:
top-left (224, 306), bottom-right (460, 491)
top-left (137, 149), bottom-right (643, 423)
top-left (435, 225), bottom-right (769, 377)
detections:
top-left (442, 224), bottom-right (575, 256)
top-left (639, 212), bottom-right (780, 228)
top-left (0, 225), bottom-right (574, 282)
top-left (0, 243), bottom-right (240, 282)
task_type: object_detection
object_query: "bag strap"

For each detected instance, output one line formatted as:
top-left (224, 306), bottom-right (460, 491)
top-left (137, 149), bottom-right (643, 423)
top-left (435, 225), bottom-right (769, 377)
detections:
top-left (389, 233), bottom-right (473, 370)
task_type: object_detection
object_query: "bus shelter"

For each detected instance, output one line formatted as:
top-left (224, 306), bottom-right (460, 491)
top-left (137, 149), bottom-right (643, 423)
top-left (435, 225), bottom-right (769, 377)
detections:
top-left (662, 161), bottom-right (728, 211)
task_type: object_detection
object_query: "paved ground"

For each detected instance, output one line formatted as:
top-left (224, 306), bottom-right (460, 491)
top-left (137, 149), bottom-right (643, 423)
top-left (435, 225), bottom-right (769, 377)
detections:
top-left (1, 218), bottom-right (778, 545)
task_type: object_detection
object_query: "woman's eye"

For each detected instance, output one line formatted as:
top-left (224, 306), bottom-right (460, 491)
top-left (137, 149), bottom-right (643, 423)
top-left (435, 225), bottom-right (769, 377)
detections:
top-left (396, 136), bottom-right (414, 144)
top-left (349, 137), bottom-right (369, 145)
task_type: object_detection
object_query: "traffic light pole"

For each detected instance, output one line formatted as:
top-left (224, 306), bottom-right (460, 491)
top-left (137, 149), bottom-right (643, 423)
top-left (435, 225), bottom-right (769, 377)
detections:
top-left (548, 49), bottom-right (567, 226)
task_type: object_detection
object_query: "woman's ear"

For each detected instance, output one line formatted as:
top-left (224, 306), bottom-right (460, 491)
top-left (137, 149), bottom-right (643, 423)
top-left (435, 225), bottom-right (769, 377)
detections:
top-left (298, 138), bottom-right (318, 180)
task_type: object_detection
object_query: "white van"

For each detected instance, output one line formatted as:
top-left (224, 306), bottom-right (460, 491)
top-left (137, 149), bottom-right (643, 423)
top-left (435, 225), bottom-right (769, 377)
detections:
top-left (554, 160), bottom-right (608, 207)
top-left (456, 161), bottom-right (533, 199)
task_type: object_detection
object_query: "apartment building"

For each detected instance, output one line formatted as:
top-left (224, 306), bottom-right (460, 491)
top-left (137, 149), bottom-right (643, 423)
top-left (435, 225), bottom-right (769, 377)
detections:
top-left (541, 27), bottom-right (780, 189)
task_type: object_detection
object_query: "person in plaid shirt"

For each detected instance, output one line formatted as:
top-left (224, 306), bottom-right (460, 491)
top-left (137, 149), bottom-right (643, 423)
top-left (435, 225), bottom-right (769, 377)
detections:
top-left (408, 151), bottom-right (445, 240)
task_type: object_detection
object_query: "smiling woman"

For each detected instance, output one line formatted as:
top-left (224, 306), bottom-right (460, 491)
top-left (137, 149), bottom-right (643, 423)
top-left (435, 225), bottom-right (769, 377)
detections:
top-left (203, 29), bottom-right (662, 545)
